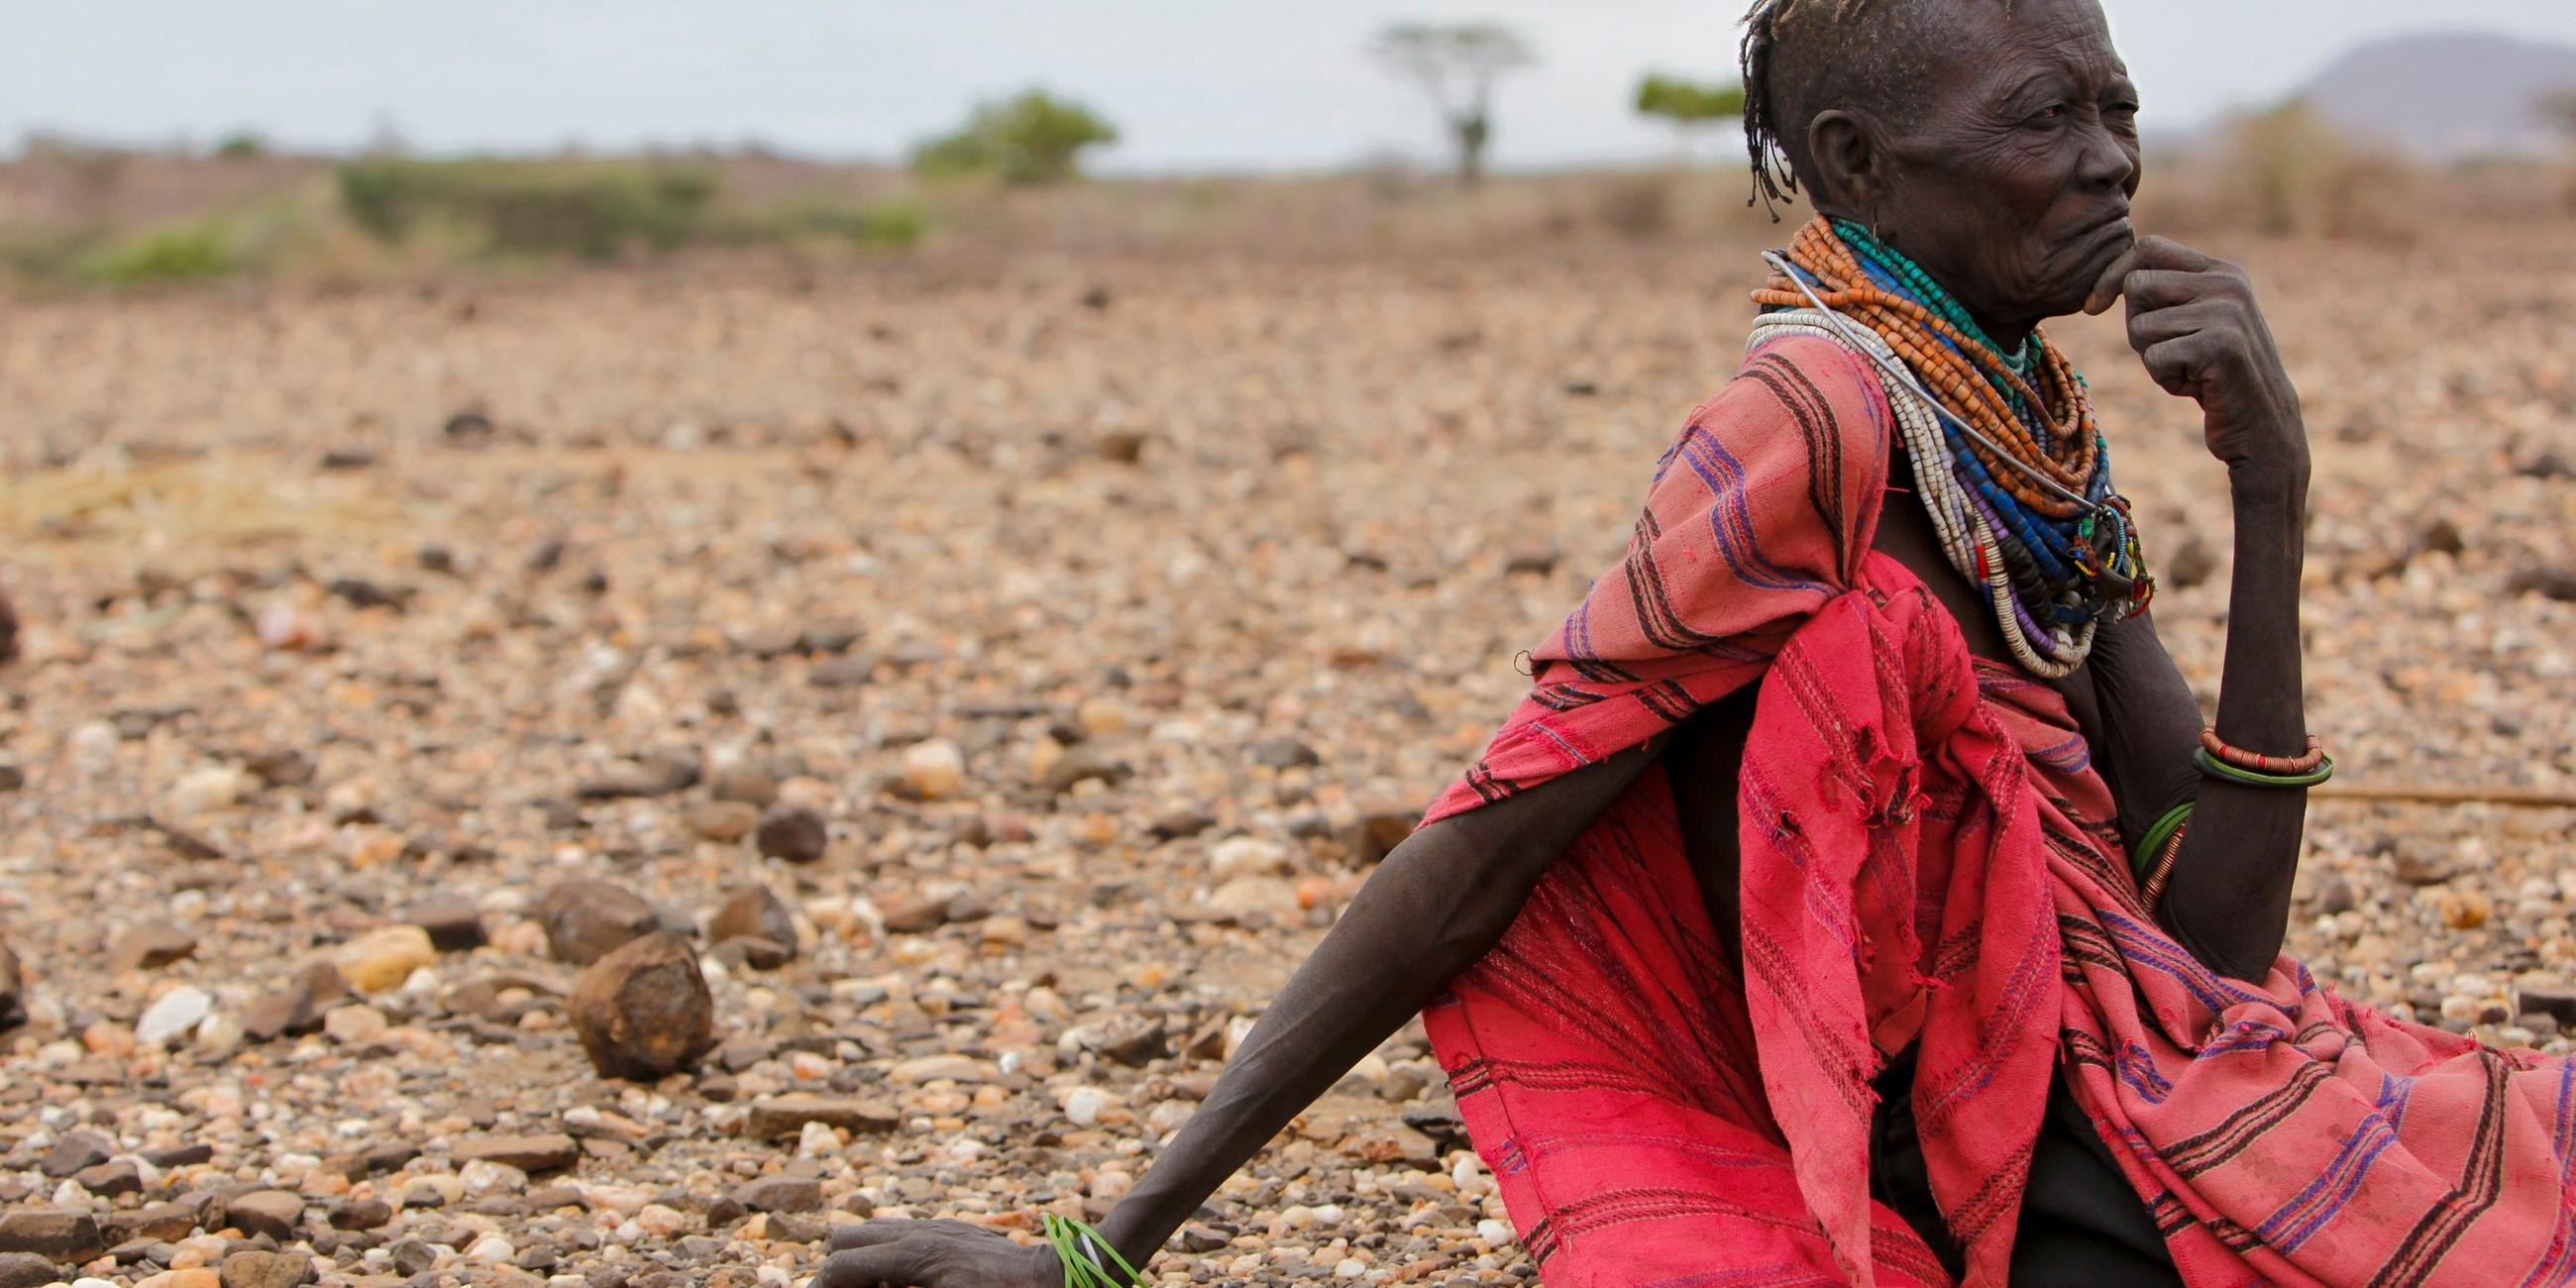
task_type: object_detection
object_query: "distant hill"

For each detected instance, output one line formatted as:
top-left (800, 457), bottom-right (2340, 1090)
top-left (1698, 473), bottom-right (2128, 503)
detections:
top-left (2300, 32), bottom-right (2576, 158)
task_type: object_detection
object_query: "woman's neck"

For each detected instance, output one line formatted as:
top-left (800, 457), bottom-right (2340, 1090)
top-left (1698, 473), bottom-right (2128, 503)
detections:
top-left (1828, 217), bottom-right (2037, 356)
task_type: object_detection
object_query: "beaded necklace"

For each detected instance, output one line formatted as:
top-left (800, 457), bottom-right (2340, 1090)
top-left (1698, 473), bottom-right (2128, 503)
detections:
top-left (1747, 217), bottom-right (2154, 678)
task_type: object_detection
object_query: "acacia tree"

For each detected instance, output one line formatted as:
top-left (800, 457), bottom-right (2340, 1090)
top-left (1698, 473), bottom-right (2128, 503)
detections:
top-left (912, 89), bottom-right (1119, 184)
top-left (1635, 73), bottom-right (1746, 158)
top-left (1372, 23), bottom-right (1536, 187)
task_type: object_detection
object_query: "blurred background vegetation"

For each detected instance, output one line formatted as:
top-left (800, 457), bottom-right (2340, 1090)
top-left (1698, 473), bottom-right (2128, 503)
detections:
top-left (3, 21), bottom-right (2572, 295)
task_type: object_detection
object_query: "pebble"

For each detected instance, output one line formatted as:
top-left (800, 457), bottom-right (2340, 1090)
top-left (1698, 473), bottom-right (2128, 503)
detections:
top-left (337, 924), bottom-right (436, 994)
top-left (1061, 1085), bottom-right (1118, 1127)
top-left (688, 800), bottom-right (763, 841)
top-left (136, 985), bottom-right (214, 1046)
top-left (0, 1210), bottom-right (102, 1260)
top-left (1209, 836), bottom-right (1292, 880)
top-left (537, 880), bottom-right (663, 966)
top-left (731, 1176), bottom-right (823, 1214)
top-left (165, 764), bottom-right (251, 816)
top-left (136, 1270), bottom-right (222, 1288)
top-left (0, 1253), bottom-right (59, 1288)
top-left (406, 894), bottom-right (490, 951)
top-left (2392, 837), bottom-right (2457, 886)
top-left (217, 1249), bottom-right (316, 1288)
top-left (744, 1095), bottom-right (901, 1139)
top-left (460, 1158), bottom-right (531, 1195)
top-left (456, 1133), bottom-right (581, 1174)
top-left (241, 961), bottom-right (351, 1040)
top-left (708, 885), bottom-right (798, 966)
top-left (753, 804), bottom-right (829, 864)
top-left (567, 931), bottom-right (716, 1079)
top-left (0, 939), bottom-right (22, 1031)
top-left (220, 1191), bottom-right (303, 1240)
top-left (110, 922), bottom-right (199, 972)
top-left (900, 738), bottom-right (967, 801)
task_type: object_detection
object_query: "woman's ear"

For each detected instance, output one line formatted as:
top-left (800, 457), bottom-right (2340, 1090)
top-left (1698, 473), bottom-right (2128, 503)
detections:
top-left (1805, 109), bottom-right (1884, 221)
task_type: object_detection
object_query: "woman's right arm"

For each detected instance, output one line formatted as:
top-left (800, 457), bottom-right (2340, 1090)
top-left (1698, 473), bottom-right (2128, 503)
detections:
top-left (814, 730), bottom-right (1675, 1287)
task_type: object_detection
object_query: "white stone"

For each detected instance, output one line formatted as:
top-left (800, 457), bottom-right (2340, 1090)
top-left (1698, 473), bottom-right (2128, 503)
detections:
top-left (1205, 876), bottom-right (1298, 919)
top-left (460, 1158), bottom-right (529, 1195)
top-left (194, 1010), bottom-right (245, 1056)
top-left (634, 1203), bottom-right (689, 1236)
top-left (796, 1120), bottom-right (838, 1158)
top-left (325, 1005), bottom-right (390, 1045)
top-left (1060, 1085), bottom-right (1117, 1128)
top-left (136, 987), bottom-right (213, 1046)
top-left (1209, 836), bottom-right (1292, 881)
top-left (166, 764), bottom-right (251, 815)
top-left (1476, 1219), bottom-right (1515, 1244)
top-left (466, 1233), bottom-right (517, 1263)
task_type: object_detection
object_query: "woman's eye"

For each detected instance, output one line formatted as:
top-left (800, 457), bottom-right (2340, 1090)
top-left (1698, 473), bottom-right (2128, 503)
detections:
top-left (2027, 104), bottom-right (2069, 125)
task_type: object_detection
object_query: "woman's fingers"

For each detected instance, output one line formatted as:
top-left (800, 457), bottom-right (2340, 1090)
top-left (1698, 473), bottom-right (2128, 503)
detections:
top-left (2140, 334), bottom-right (2225, 398)
top-left (2083, 245), bottom-right (2141, 315)
top-left (2087, 236), bottom-right (2227, 316)
top-left (829, 1221), bottom-right (916, 1252)
top-left (812, 1240), bottom-right (936, 1288)
top-left (812, 1220), bottom-right (1054, 1288)
top-left (2124, 299), bottom-right (2230, 348)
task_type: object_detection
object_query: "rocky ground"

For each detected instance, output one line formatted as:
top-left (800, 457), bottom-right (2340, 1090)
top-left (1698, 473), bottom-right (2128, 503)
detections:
top-left (1, 225), bottom-right (2573, 1287)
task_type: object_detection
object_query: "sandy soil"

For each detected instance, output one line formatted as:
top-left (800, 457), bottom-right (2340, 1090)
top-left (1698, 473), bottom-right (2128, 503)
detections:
top-left (2, 227), bottom-right (2573, 1286)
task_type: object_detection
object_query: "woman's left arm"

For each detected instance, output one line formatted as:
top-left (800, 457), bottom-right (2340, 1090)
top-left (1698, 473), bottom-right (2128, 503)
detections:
top-left (2085, 236), bottom-right (2315, 981)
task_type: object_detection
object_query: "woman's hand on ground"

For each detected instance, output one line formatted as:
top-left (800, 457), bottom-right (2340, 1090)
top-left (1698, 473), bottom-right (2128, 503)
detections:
top-left (2085, 236), bottom-right (2308, 485)
top-left (810, 1219), bottom-right (1062, 1288)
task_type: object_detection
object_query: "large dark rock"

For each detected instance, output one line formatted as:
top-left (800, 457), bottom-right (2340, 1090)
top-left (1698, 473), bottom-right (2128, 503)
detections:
top-left (568, 932), bottom-right (716, 1080)
top-left (0, 1210), bottom-right (103, 1260)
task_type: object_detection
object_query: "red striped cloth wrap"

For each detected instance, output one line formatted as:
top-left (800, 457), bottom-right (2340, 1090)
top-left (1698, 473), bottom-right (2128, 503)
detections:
top-left (1417, 333), bottom-right (2576, 1287)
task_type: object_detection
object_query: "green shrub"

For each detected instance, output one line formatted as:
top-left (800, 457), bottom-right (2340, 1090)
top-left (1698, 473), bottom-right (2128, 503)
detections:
top-left (214, 132), bottom-right (266, 160)
top-left (1634, 73), bottom-right (1745, 126)
top-left (912, 90), bottom-right (1118, 184)
top-left (74, 219), bottom-right (238, 284)
top-left (335, 159), bottom-right (717, 260)
top-left (746, 196), bottom-right (932, 250)
top-left (850, 197), bottom-right (929, 249)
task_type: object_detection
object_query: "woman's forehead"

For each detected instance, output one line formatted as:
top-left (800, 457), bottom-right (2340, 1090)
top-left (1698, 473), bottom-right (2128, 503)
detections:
top-left (1945, 0), bottom-right (2131, 97)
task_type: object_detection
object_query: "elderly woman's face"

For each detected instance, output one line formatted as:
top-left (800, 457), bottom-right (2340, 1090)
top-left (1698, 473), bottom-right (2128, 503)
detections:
top-left (1873, 0), bottom-right (2141, 332)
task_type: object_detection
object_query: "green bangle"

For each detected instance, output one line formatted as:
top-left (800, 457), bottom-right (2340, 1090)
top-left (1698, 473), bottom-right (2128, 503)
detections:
top-left (2132, 801), bottom-right (2196, 885)
top-left (1043, 1213), bottom-right (1146, 1288)
top-left (2194, 745), bottom-right (2334, 789)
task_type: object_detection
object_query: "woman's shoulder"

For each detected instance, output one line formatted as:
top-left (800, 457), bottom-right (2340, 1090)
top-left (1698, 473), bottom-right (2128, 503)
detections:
top-left (1651, 329), bottom-right (1892, 585)
top-left (1697, 330), bottom-right (1891, 450)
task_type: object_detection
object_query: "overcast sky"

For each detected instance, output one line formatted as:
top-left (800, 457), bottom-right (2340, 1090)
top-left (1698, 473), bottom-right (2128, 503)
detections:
top-left (6, 2), bottom-right (2575, 171)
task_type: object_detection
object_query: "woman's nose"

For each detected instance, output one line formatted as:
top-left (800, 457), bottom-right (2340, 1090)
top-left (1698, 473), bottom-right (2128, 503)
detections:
top-left (2078, 120), bottom-right (2137, 193)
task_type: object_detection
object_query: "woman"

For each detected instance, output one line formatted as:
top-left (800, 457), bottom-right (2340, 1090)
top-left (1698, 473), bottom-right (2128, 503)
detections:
top-left (818, 1), bottom-right (2576, 1283)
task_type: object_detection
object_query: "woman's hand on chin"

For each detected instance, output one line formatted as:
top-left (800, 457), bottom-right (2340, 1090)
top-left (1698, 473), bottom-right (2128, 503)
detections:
top-left (810, 1219), bottom-right (1063, 1288)
top-left (2085, 236), bottom-right (2308, 491)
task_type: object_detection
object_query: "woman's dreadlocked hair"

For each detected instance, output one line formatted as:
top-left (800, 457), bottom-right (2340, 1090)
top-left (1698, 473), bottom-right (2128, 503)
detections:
top-left (1741, 0), bottom-right (1995, 220)
top-left (1739, 0), bottom-right (1816, 219)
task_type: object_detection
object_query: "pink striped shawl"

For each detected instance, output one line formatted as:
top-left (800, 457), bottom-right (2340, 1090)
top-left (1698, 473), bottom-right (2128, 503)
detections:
top-left (1420, 333), bottom-right (2576, 1287)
